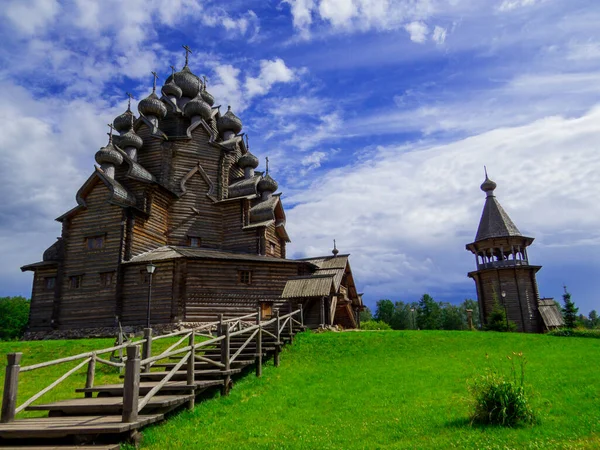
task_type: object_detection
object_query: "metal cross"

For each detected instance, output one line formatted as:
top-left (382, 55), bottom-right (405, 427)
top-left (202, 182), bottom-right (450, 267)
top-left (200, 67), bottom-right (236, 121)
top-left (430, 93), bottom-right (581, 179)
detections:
top-left (126, 92), bottom-right (133, 111)
top-left (484, 165), bottom-right (488, 179)
top-left (170, 65), bottom-right (176, 76)
top-left (151, 71), bottom-right (158, 93)
top-left (182, 45), bottom-right (192, 66)
top-left (107, 123), bottom-right (115, 142)
top-left (265, 157), bottom-right (269, 174)
top-left (203, 75), bottom-right (208, 88)
top-left (245, 134), bottom-right (249, 149)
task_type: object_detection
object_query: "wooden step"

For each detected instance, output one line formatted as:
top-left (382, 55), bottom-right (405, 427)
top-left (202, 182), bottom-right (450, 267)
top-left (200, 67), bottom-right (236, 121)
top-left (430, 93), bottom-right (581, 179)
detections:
top-left (0, 414), bottom-right (163, 439)
top-left (153, 359), bottom-right (254, 369)
top-left (139, 368), bottom-right (243, 382)
top-left (26, 395), bottom-right (193, 416)
top-left (76, 380), bottom-right (223, 396)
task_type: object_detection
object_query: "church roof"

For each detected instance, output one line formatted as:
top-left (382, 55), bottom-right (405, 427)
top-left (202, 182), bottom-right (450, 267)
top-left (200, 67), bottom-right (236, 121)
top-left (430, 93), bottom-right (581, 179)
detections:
top-left (474, 175), bottom-right (522, 242)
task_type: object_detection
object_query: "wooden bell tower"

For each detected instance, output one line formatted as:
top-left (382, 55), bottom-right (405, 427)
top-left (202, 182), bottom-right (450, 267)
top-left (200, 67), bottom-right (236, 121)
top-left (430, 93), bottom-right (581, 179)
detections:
top-left (466, 173), bottom-right (543, 333)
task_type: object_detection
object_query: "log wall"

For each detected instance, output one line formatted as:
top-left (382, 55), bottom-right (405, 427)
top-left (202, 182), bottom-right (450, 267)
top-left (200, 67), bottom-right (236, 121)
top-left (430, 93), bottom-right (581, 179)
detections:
top-left (28, 267), bottom-right (57, 331)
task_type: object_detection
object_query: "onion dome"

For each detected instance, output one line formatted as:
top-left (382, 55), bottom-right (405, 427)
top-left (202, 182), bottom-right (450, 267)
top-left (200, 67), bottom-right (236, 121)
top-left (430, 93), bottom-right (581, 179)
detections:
top-left (165, 66), bottom-right (200, 99)
top-left (113, 109), bottom-right (135, 133)
top-left (238, 151), bottom-right (259, 169)
top-left (480, 175), bottom-right (497, 194)
top-left (217, 106), bottom-right (243, 136)
top-left (95, 142), bottom-right (123, 166)
top-left (162, 78), bottom-right (182, 99)
top-left (258, 174), bottom-right (278, 193)
top-left (119, 128), bottom-right (143, 149)
top-left (201, 85), bottom-right (215, 107)
top-left (332, 240), bottom-right (339, 257)
top-left (184, 86), bottom-right (212, 120)
top-left (138, 92), bottom-right (167, 119)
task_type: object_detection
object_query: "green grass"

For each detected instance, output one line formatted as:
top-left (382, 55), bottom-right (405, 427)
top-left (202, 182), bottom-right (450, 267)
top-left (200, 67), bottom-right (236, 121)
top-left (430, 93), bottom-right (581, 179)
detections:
top-left (136, 331), bottom-right (599, 450)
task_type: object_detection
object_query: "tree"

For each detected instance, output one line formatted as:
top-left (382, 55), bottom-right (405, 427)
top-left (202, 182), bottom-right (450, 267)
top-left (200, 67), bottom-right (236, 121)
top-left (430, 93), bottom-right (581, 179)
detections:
top-left (484, 299), bottom-right (516, 332)
top-left (359, 306), bottom-right (373, 323)
top-left (374, 299), bottom-right (395, 324)
top-left (562, 286), bottom-right (579, 329)
top-left (390, 301), bottom-right (415, 330)
top-left (0, 296), bottom-right (30, 340)
top-left (416, 294), bottom-right (442, 330)
top-left (440, 303), bottom-right (466, 330)
top-left (589, 310), bottom-right (599, 329)
top-left (461, 298), bottom-right (481, 330)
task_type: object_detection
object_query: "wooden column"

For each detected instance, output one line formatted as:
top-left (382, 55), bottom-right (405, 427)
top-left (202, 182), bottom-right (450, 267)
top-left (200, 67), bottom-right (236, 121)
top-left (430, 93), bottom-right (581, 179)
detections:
top-left (274, 309), bottom-right (281, 368)
top-left (320, 297), bottom-right (325, 328)
top-left (288, 302), bottom-right (294, 343)
top-left (122, 345), bottom-right (140, 423)
top-left (84, 353), bottom-right (96, 399)
top-left (221, 322), bottom-right (231, 396)
top-left (187, 332), bottom-right (195, 410)
top-left (1, 353), bottom-right (22, 423)
top-left (256, 306), bottom-right (262, 377)
top-left (142, 328), bottom-right (153, 373)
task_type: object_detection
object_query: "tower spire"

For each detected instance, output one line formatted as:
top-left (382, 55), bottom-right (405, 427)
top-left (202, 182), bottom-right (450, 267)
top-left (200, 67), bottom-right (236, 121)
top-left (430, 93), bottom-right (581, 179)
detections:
top-left (332, 239), bottom-right (339, 257)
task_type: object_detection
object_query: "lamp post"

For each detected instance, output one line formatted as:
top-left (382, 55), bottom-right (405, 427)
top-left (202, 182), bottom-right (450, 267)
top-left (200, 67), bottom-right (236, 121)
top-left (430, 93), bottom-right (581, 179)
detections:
top-left (501, 290), bottom-right (508, 331)
top-left (146, 262), bottom-right (156, 329)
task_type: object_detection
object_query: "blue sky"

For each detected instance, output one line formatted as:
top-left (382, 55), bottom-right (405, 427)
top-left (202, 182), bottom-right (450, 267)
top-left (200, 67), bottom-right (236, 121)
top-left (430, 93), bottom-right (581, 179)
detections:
top-left (0, 0), bottom-right (599, 316)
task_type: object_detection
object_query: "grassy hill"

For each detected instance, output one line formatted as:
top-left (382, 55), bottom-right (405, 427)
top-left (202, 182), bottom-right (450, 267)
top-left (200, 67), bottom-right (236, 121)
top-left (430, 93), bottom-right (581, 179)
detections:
top-left (1, 331), bottom-right (598, 448)
top-left (137, 330), bottom-right (599, 449)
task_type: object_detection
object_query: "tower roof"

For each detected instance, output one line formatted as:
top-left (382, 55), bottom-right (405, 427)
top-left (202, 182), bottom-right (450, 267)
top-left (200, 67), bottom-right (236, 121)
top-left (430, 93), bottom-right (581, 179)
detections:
top-left (474, 175), bottom-right (522, 242)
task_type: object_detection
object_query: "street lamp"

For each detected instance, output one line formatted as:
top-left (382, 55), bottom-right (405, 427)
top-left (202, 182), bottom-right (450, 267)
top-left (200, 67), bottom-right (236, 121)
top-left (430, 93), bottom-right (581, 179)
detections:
top-left (146, 262), bottom-right (156, 329)
top-left (501, 290), bottom-right (508, 330)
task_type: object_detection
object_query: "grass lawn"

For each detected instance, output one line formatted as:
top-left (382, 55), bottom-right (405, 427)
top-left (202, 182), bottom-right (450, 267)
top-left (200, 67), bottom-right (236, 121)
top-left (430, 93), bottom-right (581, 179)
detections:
top-left (136, 330), bottom-right (600, 450)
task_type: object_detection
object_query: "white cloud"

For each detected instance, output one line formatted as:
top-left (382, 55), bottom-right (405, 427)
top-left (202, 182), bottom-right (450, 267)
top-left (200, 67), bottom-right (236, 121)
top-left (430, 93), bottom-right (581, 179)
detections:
top-left (432, 25), bottom-right (447, 44)
top-left (245, 59), bottom-right (296, 98)
top-left (283, 0), bottom-right (315, 39)
top-left (3, 0), bottom-right (60, 35)
top-left (286, 107), bottom-right (600, 301)
top-left (498, 0), bottom-right (539, 12)
top-left (404, 21), bottom-right (429, 43)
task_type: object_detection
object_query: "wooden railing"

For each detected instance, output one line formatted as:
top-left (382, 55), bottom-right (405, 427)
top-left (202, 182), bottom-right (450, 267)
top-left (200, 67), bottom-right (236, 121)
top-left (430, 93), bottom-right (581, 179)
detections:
top-left (1, 305), bottom-right (305, 424)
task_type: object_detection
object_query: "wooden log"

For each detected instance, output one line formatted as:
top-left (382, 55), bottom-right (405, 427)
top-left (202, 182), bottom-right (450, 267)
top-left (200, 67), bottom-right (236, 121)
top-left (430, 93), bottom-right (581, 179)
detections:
top-left (122, 345), bottom-right (140, 423)
top-left (256, 307), bottom-right (262, 378)
top-left (187, 332), bottom-right (195, 410)
top-left (85, 354), bottom-right (96, 399)
top-left (221, 322), bottom-right (231, 396)
top-left (142, 328), bottom-right (153, 373)
top-left (1, 353), bottom-right (22, 423)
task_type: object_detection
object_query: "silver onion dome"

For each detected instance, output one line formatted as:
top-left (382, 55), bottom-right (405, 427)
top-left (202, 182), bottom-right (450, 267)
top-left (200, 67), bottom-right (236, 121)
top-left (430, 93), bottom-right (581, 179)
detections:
top-left (184, 85), bottom-right (212, 121)
top-left (95, 142), bottom-right (123, 166)
top-left (165, 65), bottom-right (200, 99)
top-left (238, 151), bottom-right (259, 169)
top-left (119, 128), bottom-right (143, 149)
top-left (201, 85), bottom-right (215, 107)
top-left (113, 109), bottom-right (135, 133)
top-left (217, 106), bottom-right (243, 136)
top-left (480, 176), bottom-right (497, 194)
top-left (138, 92), bottom-right (167, 119)
top-left (162, 78), bottom-right (183, 99)
top-left (258, 174), bottom-right (278, 193)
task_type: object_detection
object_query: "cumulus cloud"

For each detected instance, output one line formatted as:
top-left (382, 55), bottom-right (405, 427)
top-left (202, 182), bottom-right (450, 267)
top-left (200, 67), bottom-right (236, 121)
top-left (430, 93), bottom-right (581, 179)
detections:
top-left (245, 59), bottom-right (296, 98)
top-left (3, 0), bottom-right (60, 35)
top-left (498, 0), bottom-right (539, 12)
top-left (432, 25), bottom-right (447, 44)
top-left (404, 21), bottom-right (429, 43)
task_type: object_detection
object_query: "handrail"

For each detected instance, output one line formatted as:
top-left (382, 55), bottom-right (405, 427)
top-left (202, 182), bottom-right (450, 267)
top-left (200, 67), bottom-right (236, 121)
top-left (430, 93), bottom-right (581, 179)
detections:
top-left (147, 332), bottom-right (191, 369)
top-left (230, 329), bottom-right (259, 363)
top-left (152, 321), bottom-right (219, 341)
top-left (279, 317), bottom-right (291, 335)
top-left (137, 352), bottom-right (191, 412)
top-left (223, 312), bottom-right (257, 323)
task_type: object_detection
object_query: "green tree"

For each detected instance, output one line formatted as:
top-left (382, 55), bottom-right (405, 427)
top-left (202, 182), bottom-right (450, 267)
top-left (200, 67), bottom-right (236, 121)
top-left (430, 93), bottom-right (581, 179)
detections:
top-left (461, 298), bottom-right (481, 329)
top-left (440, 303), bottom-right (466, 330)
top-left (0, 296), bottom-right (30, 340)
top-left (589, 310), bottom-right (599, 329)
top-left (359, 306), bottom-right (373, 323)
top-left (374, 299), bottom-right (395, 324)
top-left (390, 301), bottom-right (416, 330)
top-left (562, 286), bottom-right (579, 329)
top-left (416, 294), bottom-right (442, 330)
top-left (484, 299), bottom-right (516, 332)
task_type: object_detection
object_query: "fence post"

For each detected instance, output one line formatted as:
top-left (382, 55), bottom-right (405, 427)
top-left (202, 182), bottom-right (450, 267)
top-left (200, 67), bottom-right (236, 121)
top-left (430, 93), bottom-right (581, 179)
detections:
top-left (122, 345), bottom-right (140, 423)
top-left (288, 303), bottom-right (294, 343)
top-left (299, 302), bottom-right (304, 328)
top-left (256, 306), bottom-right (262, 377)
top-left (85, 353), bottom-right (96, 398)
top-left (221, 323), bottom-right (231, 396)
top-left (117, 328), bottom-right (124, 375)
top-left (1, 353), bottom-right (22, 423)
top-left (142, 328), bottom-right (153, 373)
top-left (274, 309), bottom-right (281, 368)
top-left (187, 332), bottom-right (195, 410)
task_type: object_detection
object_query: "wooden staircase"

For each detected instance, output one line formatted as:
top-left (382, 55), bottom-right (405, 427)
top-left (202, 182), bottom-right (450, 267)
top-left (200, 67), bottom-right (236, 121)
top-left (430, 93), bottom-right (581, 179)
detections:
top-left (0, 308), bottom-right (305, 449)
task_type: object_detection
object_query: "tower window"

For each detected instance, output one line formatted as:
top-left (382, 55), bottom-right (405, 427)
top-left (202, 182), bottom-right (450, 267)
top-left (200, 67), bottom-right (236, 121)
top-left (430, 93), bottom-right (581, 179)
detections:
top-left (100, 271), bottom-right (115, 288)
top-left (238, 270), bottom-right (252, 285)
top-left (188, 236), bottom-right (201, 247)
top-left (86, 235), bottom-right (105, 250)
top-left (70, 275), bottom-right (83, 289)
top-left (44, 277), bottom-right (56, 290)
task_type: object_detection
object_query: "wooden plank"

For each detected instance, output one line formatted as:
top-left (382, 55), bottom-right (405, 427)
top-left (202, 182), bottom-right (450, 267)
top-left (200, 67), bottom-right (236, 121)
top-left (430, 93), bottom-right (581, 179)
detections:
top-left (0, 414), bottom-right (163, 439)
top-left (76, 380), bottom-right (223, 395)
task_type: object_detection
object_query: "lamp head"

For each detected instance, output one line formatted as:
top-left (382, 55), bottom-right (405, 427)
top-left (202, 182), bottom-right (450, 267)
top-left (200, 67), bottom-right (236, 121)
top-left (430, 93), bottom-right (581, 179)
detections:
top-left (146, 262), bottom-right (156, 274)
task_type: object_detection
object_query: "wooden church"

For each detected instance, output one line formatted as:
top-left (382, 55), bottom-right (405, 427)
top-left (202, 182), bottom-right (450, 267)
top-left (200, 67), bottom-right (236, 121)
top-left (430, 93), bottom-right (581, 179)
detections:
top-left (21, 48), bottom-right (363, 333)
top-left (465, 173), bottom-right (562, 333)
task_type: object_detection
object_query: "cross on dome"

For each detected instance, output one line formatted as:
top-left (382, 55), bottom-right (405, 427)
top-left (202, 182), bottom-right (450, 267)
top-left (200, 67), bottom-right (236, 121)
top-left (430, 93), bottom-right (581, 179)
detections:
top-left (182, 44), bottom-right (192, 66)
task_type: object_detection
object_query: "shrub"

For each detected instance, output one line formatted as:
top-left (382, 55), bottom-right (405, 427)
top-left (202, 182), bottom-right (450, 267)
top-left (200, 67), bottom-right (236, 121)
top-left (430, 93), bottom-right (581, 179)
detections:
top-left (484, 300), bottom-right (517, 332)
top-left (469, 352), bottom-right (536, 427)
top-left (548, 328), bottom-right (600, 339)
top-left (0, 296), bottom-right (30, 340)
top-left (360, 320), bottom-right (392, 331)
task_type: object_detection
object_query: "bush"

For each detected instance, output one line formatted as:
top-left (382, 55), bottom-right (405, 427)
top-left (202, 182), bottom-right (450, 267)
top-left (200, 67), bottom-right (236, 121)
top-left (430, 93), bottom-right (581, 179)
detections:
top-left (548, 328), bottom-right (600, 339)
top-left (484, 300), bottom-right (517, 332)
top-left (469, 352), bottom-right (536, 427)
top-left (0, 296), bottom-right (30, 340)
top-left (360, 320), bottom-right (392, 331)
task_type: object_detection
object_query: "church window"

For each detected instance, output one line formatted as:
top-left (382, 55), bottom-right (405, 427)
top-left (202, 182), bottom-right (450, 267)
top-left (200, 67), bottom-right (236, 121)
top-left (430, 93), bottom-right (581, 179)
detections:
top-left (238, 270), bottom-right (252, 285)
top-left (69, 275), bottom-right (83, 289)
top-left (100, 271), bottom-right (115, 288)
top-left (269, 241), bottom-right (277, 255)
top-left (86, 235), bottom-right (105, 250)
top-left (188, 236), bottom-right (201, 247)
top-left (44, 277), bottom-right (56, 289)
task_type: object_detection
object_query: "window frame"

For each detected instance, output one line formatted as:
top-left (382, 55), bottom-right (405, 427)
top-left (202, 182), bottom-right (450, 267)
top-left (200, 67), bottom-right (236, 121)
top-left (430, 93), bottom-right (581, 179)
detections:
top-left (85, 234), bottom-right (106, 251)
top-left (44, 276), bottom-right (56, 290)
top-left (238, 270), bottom-right (252, 285)
top-left (188, 235), bottom-right (201, 247)
top-left (69, 275), bottom-right (83, 289)
top-left (99, 271), bottom-right (115, 288)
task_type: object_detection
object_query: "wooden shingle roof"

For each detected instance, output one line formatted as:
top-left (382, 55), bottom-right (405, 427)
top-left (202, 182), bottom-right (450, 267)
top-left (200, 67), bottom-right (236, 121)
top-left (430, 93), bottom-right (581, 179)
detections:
top-left (538, 299), bottom-right (564, 329)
